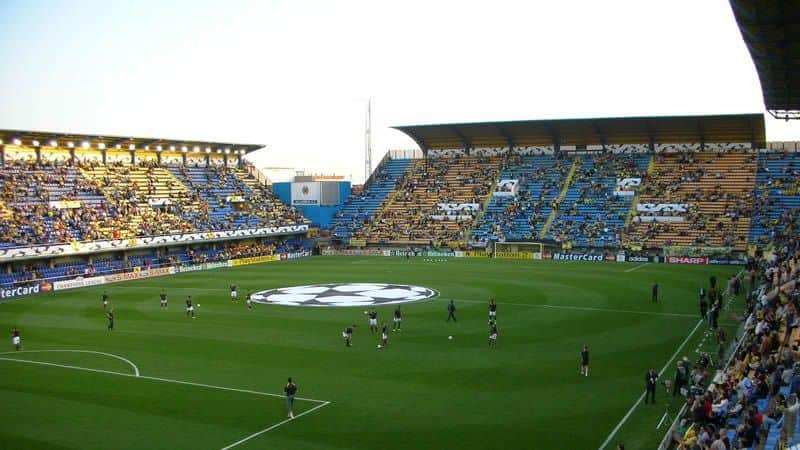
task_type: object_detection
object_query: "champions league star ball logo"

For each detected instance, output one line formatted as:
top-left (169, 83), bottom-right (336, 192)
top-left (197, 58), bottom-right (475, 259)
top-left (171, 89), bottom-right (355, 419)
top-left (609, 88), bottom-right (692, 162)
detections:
top-left (251, 283), bottom-right (437, 307)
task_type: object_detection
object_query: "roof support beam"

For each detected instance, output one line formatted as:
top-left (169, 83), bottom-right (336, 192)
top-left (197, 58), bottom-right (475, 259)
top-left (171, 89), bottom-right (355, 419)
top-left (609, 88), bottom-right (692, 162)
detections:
top-left (697, 118), bottom-right (705, 148)
top-left (494, 125), bottom-right (514, 148)
top-left (449, 126), bottom-right (471, 152)
top-left (645, 119), bottom-right (655, 152)
top-left (591, 120), bottom-right (606, 147)
top-left (542, 123), bottom-right (559, 150)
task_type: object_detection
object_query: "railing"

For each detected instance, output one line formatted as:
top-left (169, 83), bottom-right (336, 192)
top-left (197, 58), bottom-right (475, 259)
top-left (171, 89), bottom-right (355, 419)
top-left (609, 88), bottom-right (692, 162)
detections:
top-left (539, 157), bottom-right (580, 239)
top-left (1, 250), bottom-right (279, 290)
top-left (388, 149), bottom-right (423, 160)
top-left (363, 152), bottom-right (391, 191)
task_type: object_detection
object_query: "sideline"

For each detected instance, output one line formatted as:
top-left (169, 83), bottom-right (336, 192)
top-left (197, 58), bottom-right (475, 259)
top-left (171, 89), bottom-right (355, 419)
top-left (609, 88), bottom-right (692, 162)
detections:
top-left (218, 401), bottom-right (332, 450)
top-left (596, 319), bottom-right (704, 450)
top-left (624, 263), bottom-right (650, 273)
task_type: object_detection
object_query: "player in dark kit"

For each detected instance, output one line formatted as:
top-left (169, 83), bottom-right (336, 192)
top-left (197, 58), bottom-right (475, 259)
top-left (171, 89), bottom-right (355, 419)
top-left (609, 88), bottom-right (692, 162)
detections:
top-left (11, 327), bottom-right (21, 351)
top-left (447, 300), bottom-right (457, 322)
top-left (186, 296), bottom-right (195, 319)
top-left (107, 309), bottom-right (114, 331)
top-left (343, 325), bottom-right (355, 347)
top-left (699, 287), bottom-right (707, 319)
top-left (160, 289), bottom-right (168, 308)
top-left (368, 310), bottom-right (378, 334)
top-left (645, 368), bottom-right (658, 404)
top-left (393, 305), bottom-right (402, 331)
top-left (284, 377), bottom-right (297, 419)
top-left (489, 299), bottom-right (497, 321)
top-left (651, 283), bottom-right (658, 303)
top-left (489, 323), bottom-right (498, 348)
top-left (102, 291), bottom-right (109, 309)
top-left (380, 322), bottom-right (388, 348)
top-left (230, 284), bottom-right (238, 301)
top-left (580, 345), bottom-right (590, 377)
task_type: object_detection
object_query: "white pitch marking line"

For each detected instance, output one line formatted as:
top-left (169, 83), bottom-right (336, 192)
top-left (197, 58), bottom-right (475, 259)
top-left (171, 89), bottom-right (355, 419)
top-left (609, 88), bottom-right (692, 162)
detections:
top-left (455, 298), bottom-right (698, 319)
top-left (624, 263), bottom-right (650, 273)
top-left (0, 349), bottom-right (140, 376)
top-left (0, 353), bottom-right (328, 403)
top-left (596, 319), bottom-right (704, 450)
top-left (219, 401), bottom-right (332, 450)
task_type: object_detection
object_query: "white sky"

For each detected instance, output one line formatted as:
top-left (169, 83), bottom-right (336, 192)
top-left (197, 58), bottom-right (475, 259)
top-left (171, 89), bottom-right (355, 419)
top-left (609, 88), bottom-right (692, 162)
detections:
top-left (0, 0), bottom-right (796, 183)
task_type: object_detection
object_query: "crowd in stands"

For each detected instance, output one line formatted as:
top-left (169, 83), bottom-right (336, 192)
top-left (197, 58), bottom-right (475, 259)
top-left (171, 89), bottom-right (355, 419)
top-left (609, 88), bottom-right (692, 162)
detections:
top-left (751, 153), bottom-right (800, 247)
top-left (626, 152), bottom-right (756, 251)
top-left (473, 154), bottom-right (570, 242)
top-left (169, 164), bottom-right (306, 231)
top-left (331, 158), bottom-right (411, 238)
top-left (669, 236), bottom-right (800, 449)
top-left (362, 156), bottom-right (500, 246)
top-left (548, 152), bottom-right (649, 247)
top-left (0, 160), bottom-right (306, 248)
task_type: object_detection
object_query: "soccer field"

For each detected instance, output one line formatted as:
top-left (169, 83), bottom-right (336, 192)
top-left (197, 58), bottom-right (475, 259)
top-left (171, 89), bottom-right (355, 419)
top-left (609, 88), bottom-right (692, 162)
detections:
top-left (0, 256), bottom-right (744, 450)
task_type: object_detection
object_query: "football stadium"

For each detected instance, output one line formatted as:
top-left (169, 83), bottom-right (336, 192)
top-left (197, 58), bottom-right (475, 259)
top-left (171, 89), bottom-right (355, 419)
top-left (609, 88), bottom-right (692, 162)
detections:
top-left (1, 1), bottom-right (799, 449)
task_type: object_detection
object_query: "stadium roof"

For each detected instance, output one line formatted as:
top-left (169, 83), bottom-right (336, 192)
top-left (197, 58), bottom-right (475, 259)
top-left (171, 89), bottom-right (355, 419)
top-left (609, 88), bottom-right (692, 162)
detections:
top-left (393, 114), bottom-right (766, 151)
top-left (730, 0), bottom-right (800, 119)
top-left (0, 129), bottom-right (263, 155)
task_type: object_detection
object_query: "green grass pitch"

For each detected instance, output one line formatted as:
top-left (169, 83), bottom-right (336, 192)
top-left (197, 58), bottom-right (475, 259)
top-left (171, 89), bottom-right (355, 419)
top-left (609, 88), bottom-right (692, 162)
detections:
top-left (0, 257), bottom-right (744, 449)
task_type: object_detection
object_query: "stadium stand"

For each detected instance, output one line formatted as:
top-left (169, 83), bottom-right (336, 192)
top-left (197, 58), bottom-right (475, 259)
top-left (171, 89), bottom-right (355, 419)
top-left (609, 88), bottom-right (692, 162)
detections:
top-left (330, 158), bottom-right (412, 238)
top-left (79, 163), bottom-right (193, 239)
top-left (750, 152), bottom-right (800, 247)
top-left (547, 152), bottom-right (650, 248)
top-left (666, 236), bottom-right (800, 449)
top-left (0, 161), bottom-right (109, 245)
top-left (363, 156), bottom-right (501, 246)
top-left (166, 165), bottom-right (307, 231)
top-left (471, 154), bottom-right (573, 242)
top-left (624, 151), bottom-right (756, 251)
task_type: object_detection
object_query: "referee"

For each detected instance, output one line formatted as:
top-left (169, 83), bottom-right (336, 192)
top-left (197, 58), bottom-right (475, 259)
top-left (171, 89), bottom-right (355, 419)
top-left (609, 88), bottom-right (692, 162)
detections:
top-left (284, 377), bottom-right (297, 419)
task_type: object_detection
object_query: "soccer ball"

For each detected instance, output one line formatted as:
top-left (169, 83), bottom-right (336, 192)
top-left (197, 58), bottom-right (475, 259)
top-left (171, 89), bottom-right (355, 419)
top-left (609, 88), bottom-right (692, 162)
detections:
top-left (377, 344), bottom-right (382, 349)
top-left (197, 304), bottom-right (200, 308)
top-left (448, 335), bottom-right (453, 340)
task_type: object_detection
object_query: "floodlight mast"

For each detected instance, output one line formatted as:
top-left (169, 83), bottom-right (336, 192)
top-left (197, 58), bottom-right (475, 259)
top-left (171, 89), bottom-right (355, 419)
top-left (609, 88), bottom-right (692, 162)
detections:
top-left (365, 99), bottom-right (373, 183)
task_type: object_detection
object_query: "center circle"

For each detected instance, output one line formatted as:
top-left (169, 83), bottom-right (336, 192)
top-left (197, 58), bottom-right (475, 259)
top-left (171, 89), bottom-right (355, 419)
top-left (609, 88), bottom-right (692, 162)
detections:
top-left (250, 283), bottom-right (438, 307)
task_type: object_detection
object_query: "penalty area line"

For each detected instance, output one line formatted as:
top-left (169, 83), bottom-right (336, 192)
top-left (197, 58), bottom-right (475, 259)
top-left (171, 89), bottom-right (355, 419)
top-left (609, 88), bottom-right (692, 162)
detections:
top-left (219, 401), bottom-right (332, 450)
top-left (596, 319), bottom-right (703, 450)
top-left (0, 354), bottom-right (328, 403)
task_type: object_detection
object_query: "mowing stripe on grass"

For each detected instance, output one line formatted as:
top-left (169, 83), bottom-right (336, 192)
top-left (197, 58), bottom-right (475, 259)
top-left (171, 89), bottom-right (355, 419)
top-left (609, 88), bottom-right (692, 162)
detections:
top-left (218, 401), bottom-right (332, 450)
top-left (596, 318), bottom-right (704, 450)
top-left (456, 298), bottom-right (698, 319)
top-left (624, 263), bottom-right (649, 273)
top-left (0, 353), bottom-right (329, 403)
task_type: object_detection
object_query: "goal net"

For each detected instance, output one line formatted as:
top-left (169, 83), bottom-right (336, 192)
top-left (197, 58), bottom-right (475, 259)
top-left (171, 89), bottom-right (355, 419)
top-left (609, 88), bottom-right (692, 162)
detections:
top-left (493, 242), bottom-right (544, 259)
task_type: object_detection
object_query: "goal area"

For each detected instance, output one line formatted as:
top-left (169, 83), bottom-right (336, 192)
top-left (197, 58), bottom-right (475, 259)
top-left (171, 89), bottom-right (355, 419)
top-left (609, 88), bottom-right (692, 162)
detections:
top-left (493, 242), bottom-right (544, 259)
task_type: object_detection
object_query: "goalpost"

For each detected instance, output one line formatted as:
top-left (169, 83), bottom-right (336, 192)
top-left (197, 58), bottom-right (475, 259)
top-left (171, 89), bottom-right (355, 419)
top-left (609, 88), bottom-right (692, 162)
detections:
top-left (492, 242), bottom-right (544, 259)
